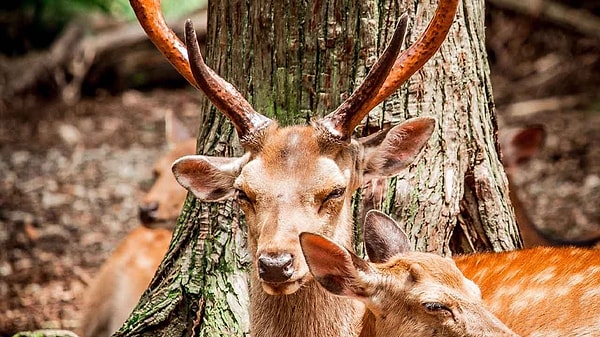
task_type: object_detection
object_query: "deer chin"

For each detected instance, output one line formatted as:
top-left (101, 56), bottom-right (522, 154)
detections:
top-left (260, 275), bottom-right (310, 295)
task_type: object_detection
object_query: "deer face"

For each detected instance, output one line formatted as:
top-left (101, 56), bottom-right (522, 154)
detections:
top-left (133, 0), bottom-right (458, 297)
top-left (174, 119), bottom-right (434, 295)
top-left (300, 210), bottom-right (519, 337)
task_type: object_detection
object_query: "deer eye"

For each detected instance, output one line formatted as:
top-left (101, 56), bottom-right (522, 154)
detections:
top-left (323, 187), bottom-right (346, 203)
top-left (423, 302), bottom-right (452, 315)
top-left (236, 189), bottom-right (251, 203)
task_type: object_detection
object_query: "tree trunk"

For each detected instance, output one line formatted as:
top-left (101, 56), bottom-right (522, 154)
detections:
top-left (114, 0), bottom-right (519, 336)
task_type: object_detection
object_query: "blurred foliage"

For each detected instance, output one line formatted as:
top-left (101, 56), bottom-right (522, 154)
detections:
top-left (0, 0), bottom-right (206, 56)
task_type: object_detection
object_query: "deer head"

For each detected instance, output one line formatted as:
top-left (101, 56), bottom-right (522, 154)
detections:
top-left (139, 111), bottom-right (196, 225)
top-left (300, 210), bottom-right (519, 337)
top-left (131, 0), bottom-right (458, 296)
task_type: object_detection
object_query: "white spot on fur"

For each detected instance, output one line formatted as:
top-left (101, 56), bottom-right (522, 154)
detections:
top-left (568, 273), bottom-right (584, 286)
top-left (581, 286), bottom-right (600, 302)
top-left (532, 267), bottom-right (556, 283)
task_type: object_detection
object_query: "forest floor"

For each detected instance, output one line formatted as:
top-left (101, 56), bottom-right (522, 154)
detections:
top-left (0, 7), bottom-right (598, 337)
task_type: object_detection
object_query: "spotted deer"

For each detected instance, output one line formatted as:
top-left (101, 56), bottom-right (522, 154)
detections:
top-left (301, 210), bottom-right (519, 337)
top-left (304, 210), bottom-right (599, 337)
top-left (78, 112), bottom-right (188, 337)
top-left (130, 0), bottom-right (459, 335)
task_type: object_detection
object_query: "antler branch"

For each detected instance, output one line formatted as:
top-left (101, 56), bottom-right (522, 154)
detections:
top-left (321, 0), bottom-right (459, 141)
top-left (184, 20), bottom-right (272, 138)
top-left (130, 0), bottom-right (272, 139)
top-left (130, 0), bottom-right (198, 88)
top-left (320, 15), bottom-right (408, 141)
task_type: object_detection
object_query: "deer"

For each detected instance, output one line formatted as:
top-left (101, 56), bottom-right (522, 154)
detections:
top-left (138, 110), bottom-right (196, 225)
top-left (364, 123), bottom-right (600, 248)
top-left (303, 209), bottom-right (600, 337)
top-left (78, 111), bottom-right (189, 337)
top-left (498, 125), bottom-right (600, 247)
top-left (130, 0), bottom-right (459, 335)
top-left (300, 210), bottom-right (519, 337)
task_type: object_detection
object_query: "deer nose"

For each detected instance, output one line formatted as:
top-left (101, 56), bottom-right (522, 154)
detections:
top-left (257, 253), bottom-right (295, 283)
top-left (139, 202), bottom-right (159, 224)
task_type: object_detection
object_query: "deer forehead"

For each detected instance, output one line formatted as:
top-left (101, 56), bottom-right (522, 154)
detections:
top-left (376, 253), bottom-right (481, 301)
top-left (238, 155), bottom-right (348, 199)
top-left (237, 126), bottom-right (353, 196)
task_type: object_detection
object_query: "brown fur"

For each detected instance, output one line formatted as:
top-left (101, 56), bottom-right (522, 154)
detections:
top-left (79, 112), bottom-right (188, 337)
top-left (455, 247), bottom-right (600, 336)
top-left (78, 227), bottom-right (171, 337)
top-left (300, 222), bottom-right (517, 337)
top-left (173, 118), bottom-right (436, 337)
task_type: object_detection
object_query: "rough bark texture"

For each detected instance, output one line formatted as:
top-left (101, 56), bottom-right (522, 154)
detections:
top-left (115, 0), bottom-right (519, 335)
top-left (360, 0), bottom-right (521, 255)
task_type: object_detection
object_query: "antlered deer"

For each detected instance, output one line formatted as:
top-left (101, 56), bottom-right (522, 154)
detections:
top-left (304, 210), bottom-right (599, 337)
top-left (130, 0), bottom-right (458, 335)
top-left (301, 210), bottom-right (519, 337)
top-left (78, 112), bottom-right (188, 337)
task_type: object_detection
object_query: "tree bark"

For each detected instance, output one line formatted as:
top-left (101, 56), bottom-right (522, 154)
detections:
top-left (115, 0), bottom-right (519, 336)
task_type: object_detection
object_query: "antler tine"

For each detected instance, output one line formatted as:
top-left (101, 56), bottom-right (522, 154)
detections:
top-left (321, 0), bottom-right (459, 141)
top-left (184, 20), bottom-right (272, 138)
top-left (369, 0), bottom-right (459, 112)
top-left (320, 15), bottom-right (409, 141)
top-left (131, 0), bottom-right (271, 139)
top-left (130, 0), bottom-right (198, 89)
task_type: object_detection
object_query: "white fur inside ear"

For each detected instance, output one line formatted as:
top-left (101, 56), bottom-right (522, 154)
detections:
top-left (171, 155), bottom-right (239, 201)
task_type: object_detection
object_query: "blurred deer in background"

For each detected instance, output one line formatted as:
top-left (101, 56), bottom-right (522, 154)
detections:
top-left (78, 111), bottom-right (190, 337)
top-left (303, 210), bottom-right (599, 337)
top-left (301, 210), bottom-right (518, 337)
top-left (498, 125), bottom-right (600, 247)
top-left (138, 110), bottom-right (195, 225)
top-left (364, 124), bottom-right (600, 248)
top-left (129, 0), bottom-right (459, 334)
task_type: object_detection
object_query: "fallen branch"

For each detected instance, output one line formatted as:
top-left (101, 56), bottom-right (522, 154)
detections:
top-left (502, 95), bottom-right (587, 117)
top-left (488, 0), bottom-right (600, 38)
top-left (0, 10), bottom-right (207, 106)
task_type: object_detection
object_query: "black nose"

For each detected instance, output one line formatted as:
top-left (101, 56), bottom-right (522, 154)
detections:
top-left (139, 202), bottom-right (159, 224)
top-left (257, 253), bottom-right (295, 283)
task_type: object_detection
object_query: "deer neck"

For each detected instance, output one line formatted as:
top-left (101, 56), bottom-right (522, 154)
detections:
top-left (249, 276), bottom-right (363, 337)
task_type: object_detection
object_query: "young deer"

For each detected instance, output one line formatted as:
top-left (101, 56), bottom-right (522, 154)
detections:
top-left (79, 226), bottom-right (172, 337)
top-left (304, 210), bottom-right (600, 337)
top-left (455, 247), bottom-right (600, 336)
top-left (301, 210), bottom-right (519, 337)
top-left (130, 0), bottom-right (459, 335)
top-left (79, 112), bottom-right (190, 337)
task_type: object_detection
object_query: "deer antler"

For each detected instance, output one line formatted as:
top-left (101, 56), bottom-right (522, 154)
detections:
top-left (320, 0), bottom-right (459, 141)
top-left (130, 0), bottom-right (272, 139)
top-left (184, 20), bottom-right (272, 139)
top-left (130, 0), bottom-right (197, 88)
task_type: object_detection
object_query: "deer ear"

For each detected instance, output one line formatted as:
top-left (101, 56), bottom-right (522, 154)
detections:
top-left (364, 210), bottom-right (412, 263)
top-left (171, 155), bottom-right (247, 201)
top-left (499, 125), bottom-right (545, 167)
top-left (362, 117), bottom-right (435, 181)
top-left (165, 110), bottom-right (193, 146)
top-left (300, 232), bottom-right (372, 299)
